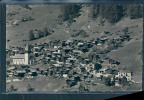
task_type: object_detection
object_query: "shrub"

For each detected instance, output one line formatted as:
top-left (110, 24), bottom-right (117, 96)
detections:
top-left (8, 85), bottom-right (17, 91)
top-left (28, 30), bottom-right (35, 40)
top-left (27, 84), bottom-right (35, 92)
top-left (61, 4), bottom-right (82, 21)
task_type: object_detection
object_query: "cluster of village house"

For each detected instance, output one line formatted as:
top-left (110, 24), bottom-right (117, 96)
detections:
top-left (6, 34), bottom-right (133, 87)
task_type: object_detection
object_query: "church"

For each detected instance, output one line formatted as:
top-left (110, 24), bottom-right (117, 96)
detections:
top-left (11, 44), bottom-right (31, 65)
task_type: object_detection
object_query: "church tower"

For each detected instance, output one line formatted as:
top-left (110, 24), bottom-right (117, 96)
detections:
top-left (25, 43), bottom-right (30, 65)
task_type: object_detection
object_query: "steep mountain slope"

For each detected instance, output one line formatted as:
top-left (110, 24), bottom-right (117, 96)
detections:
top-left (6, 5), bottom-right (143, 47)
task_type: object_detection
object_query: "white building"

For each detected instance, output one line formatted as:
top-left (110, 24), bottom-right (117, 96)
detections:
top-left (115, 70), bottom-right (132, 81)
top-left (11, 44), bottom-right (30, 65)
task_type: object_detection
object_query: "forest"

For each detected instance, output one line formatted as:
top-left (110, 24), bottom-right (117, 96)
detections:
top-left (61, 4), bottom-right (143, 23)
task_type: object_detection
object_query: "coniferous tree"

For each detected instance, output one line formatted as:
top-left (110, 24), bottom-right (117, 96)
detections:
top-left (61, 4), bottom-right (82, 21)
top-left (90, 4), bottom-right (142, 23)
top-left (28, 30), bottom-right (35, 40)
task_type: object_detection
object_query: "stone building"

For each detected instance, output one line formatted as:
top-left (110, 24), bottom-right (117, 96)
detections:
top-left (11, 44), bottom-right (30, 65)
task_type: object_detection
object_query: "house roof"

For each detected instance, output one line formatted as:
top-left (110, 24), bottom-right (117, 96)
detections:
top-left (99, 65), bottom-right (109, 71)
top-left (7, 66), bottom-right (15, 70)
top-left (66, 40), bottom-right (72, 43)
top-left (67, 58), bottom-right (76, 60)
top-left (30, 69), bottom-right (37, 72)
top-left (77, 43), bottom-right (84, 45)
top-left (33, 46), bottom-right (39, 49)
top-left (53, 64), bottom-right (61, 67)
top-left (11, 54), bottom-right (25, 59)
top-left (16, 70), bottom-right (26, 73)
top-left (57, 62), bottom-right (64, 64)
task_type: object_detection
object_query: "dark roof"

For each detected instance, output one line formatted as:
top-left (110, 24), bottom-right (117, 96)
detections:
top-left (11, 54), bottom-right (25, 59)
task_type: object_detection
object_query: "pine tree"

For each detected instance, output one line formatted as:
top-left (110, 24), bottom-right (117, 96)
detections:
top-left (43, 27), bottom-right (50, 36)
top-left (9, 85), bottom-right (15, 91)
top-left (61, 4), bottom-right (82, 21)
top-left (28, 30), bottom-right (35, 40)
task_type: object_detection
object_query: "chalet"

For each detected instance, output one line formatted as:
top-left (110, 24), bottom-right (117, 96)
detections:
top-left (53, 52), bottom-right (61, 56)
top-left (30, 69), bottom-right (37, 76)
top-left (43, 48), bottom-right (49, 51)
top-left (103, 74), bottom-right (112, 78)
top-left (53, 40), bottom-right (60, 46)
top-left (53, 63), bottom-right (62, 67)
top-left (6, 80), bottom-right (12, 83)
top-left (61, 41), bottom-right (67, 47)
top-left (99, 67), bottom-right (111, 74)
top-left (63, 48), bottom-right (71, 54)
top-left (115, 80), bottom-right (121, 86)
top-left (111, 69), bottom-right (119, 75)
top-left (34, 51), bottom-right (39, 57)
top-left (47, 53), bottom-right (52, 58)
top-left (48, 41), bottom-right (54, 49)
top-left (63, 74), bottom-right (68, 78)
top-left (87, 42), bottom-right (93, 48)
top-left (81, 47), bottom-right (88, 53)
top-left (97, 43), bottom-right (102, 46)
top-left (66, 40), bottom-right (72, 45)
top-left (109, 59), bottom-right (120, 66)
top-left (115, 70), bottom-right (132, 81)
top-left (63, 68), bottom-right (70, 74)
top-left (77, 43), bottom-right (84, 47)
top-left (33, 46), bottom-right (40, 52)
top-left (74, 75), bottom-right (81, 82)
top-left (8, 72), bottom-right (14, 77)
top-left (16, 70), bottom-right (26, 77)
top-left (104, 31), bottom-right (110, 34)
top-left (6, 49), bottom-right (10, 52)
top-left (85, 64), bottom-right (94, 72)
top-left (54, 46), bottom-right (58, 49)
top-left (66, 77), bottom-right (76, 87)
top-left (72, 50), bottom-right (82, 56)
top-left (67, 58), bottom-right (76, 63)
top-left (64, 63), bottom-right (72, 68)
top-left (7, 66), bottom-right (15, 71)
top-left (13, 79), bottom-right (21, 82)
top-left (45, 57), bottom-right (50, 61)
top-left (12, 49), bottom-right (19, 53)
top-left (83, 74), bottom-right (88, 79)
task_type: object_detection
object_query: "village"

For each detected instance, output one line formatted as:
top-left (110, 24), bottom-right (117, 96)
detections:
top-left (6, 29), bottom-right (138, 91)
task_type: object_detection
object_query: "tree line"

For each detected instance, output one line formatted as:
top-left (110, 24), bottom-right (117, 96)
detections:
top-left (60, 4), bottom-right (142, 23)
top-left (60, 4), bottom-right (82, 21)
top-left (91, 4), bottom-right (143, 23)
top-left (28, 27), bottom-right (54, 41)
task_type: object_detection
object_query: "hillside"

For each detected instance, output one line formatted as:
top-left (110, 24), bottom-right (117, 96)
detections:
top-left (6, 4), bottom-right (143, 75)
top-left (6, 5), bottom-right (143, 47)
top-left (6, 4), bottom-right (143, 91)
